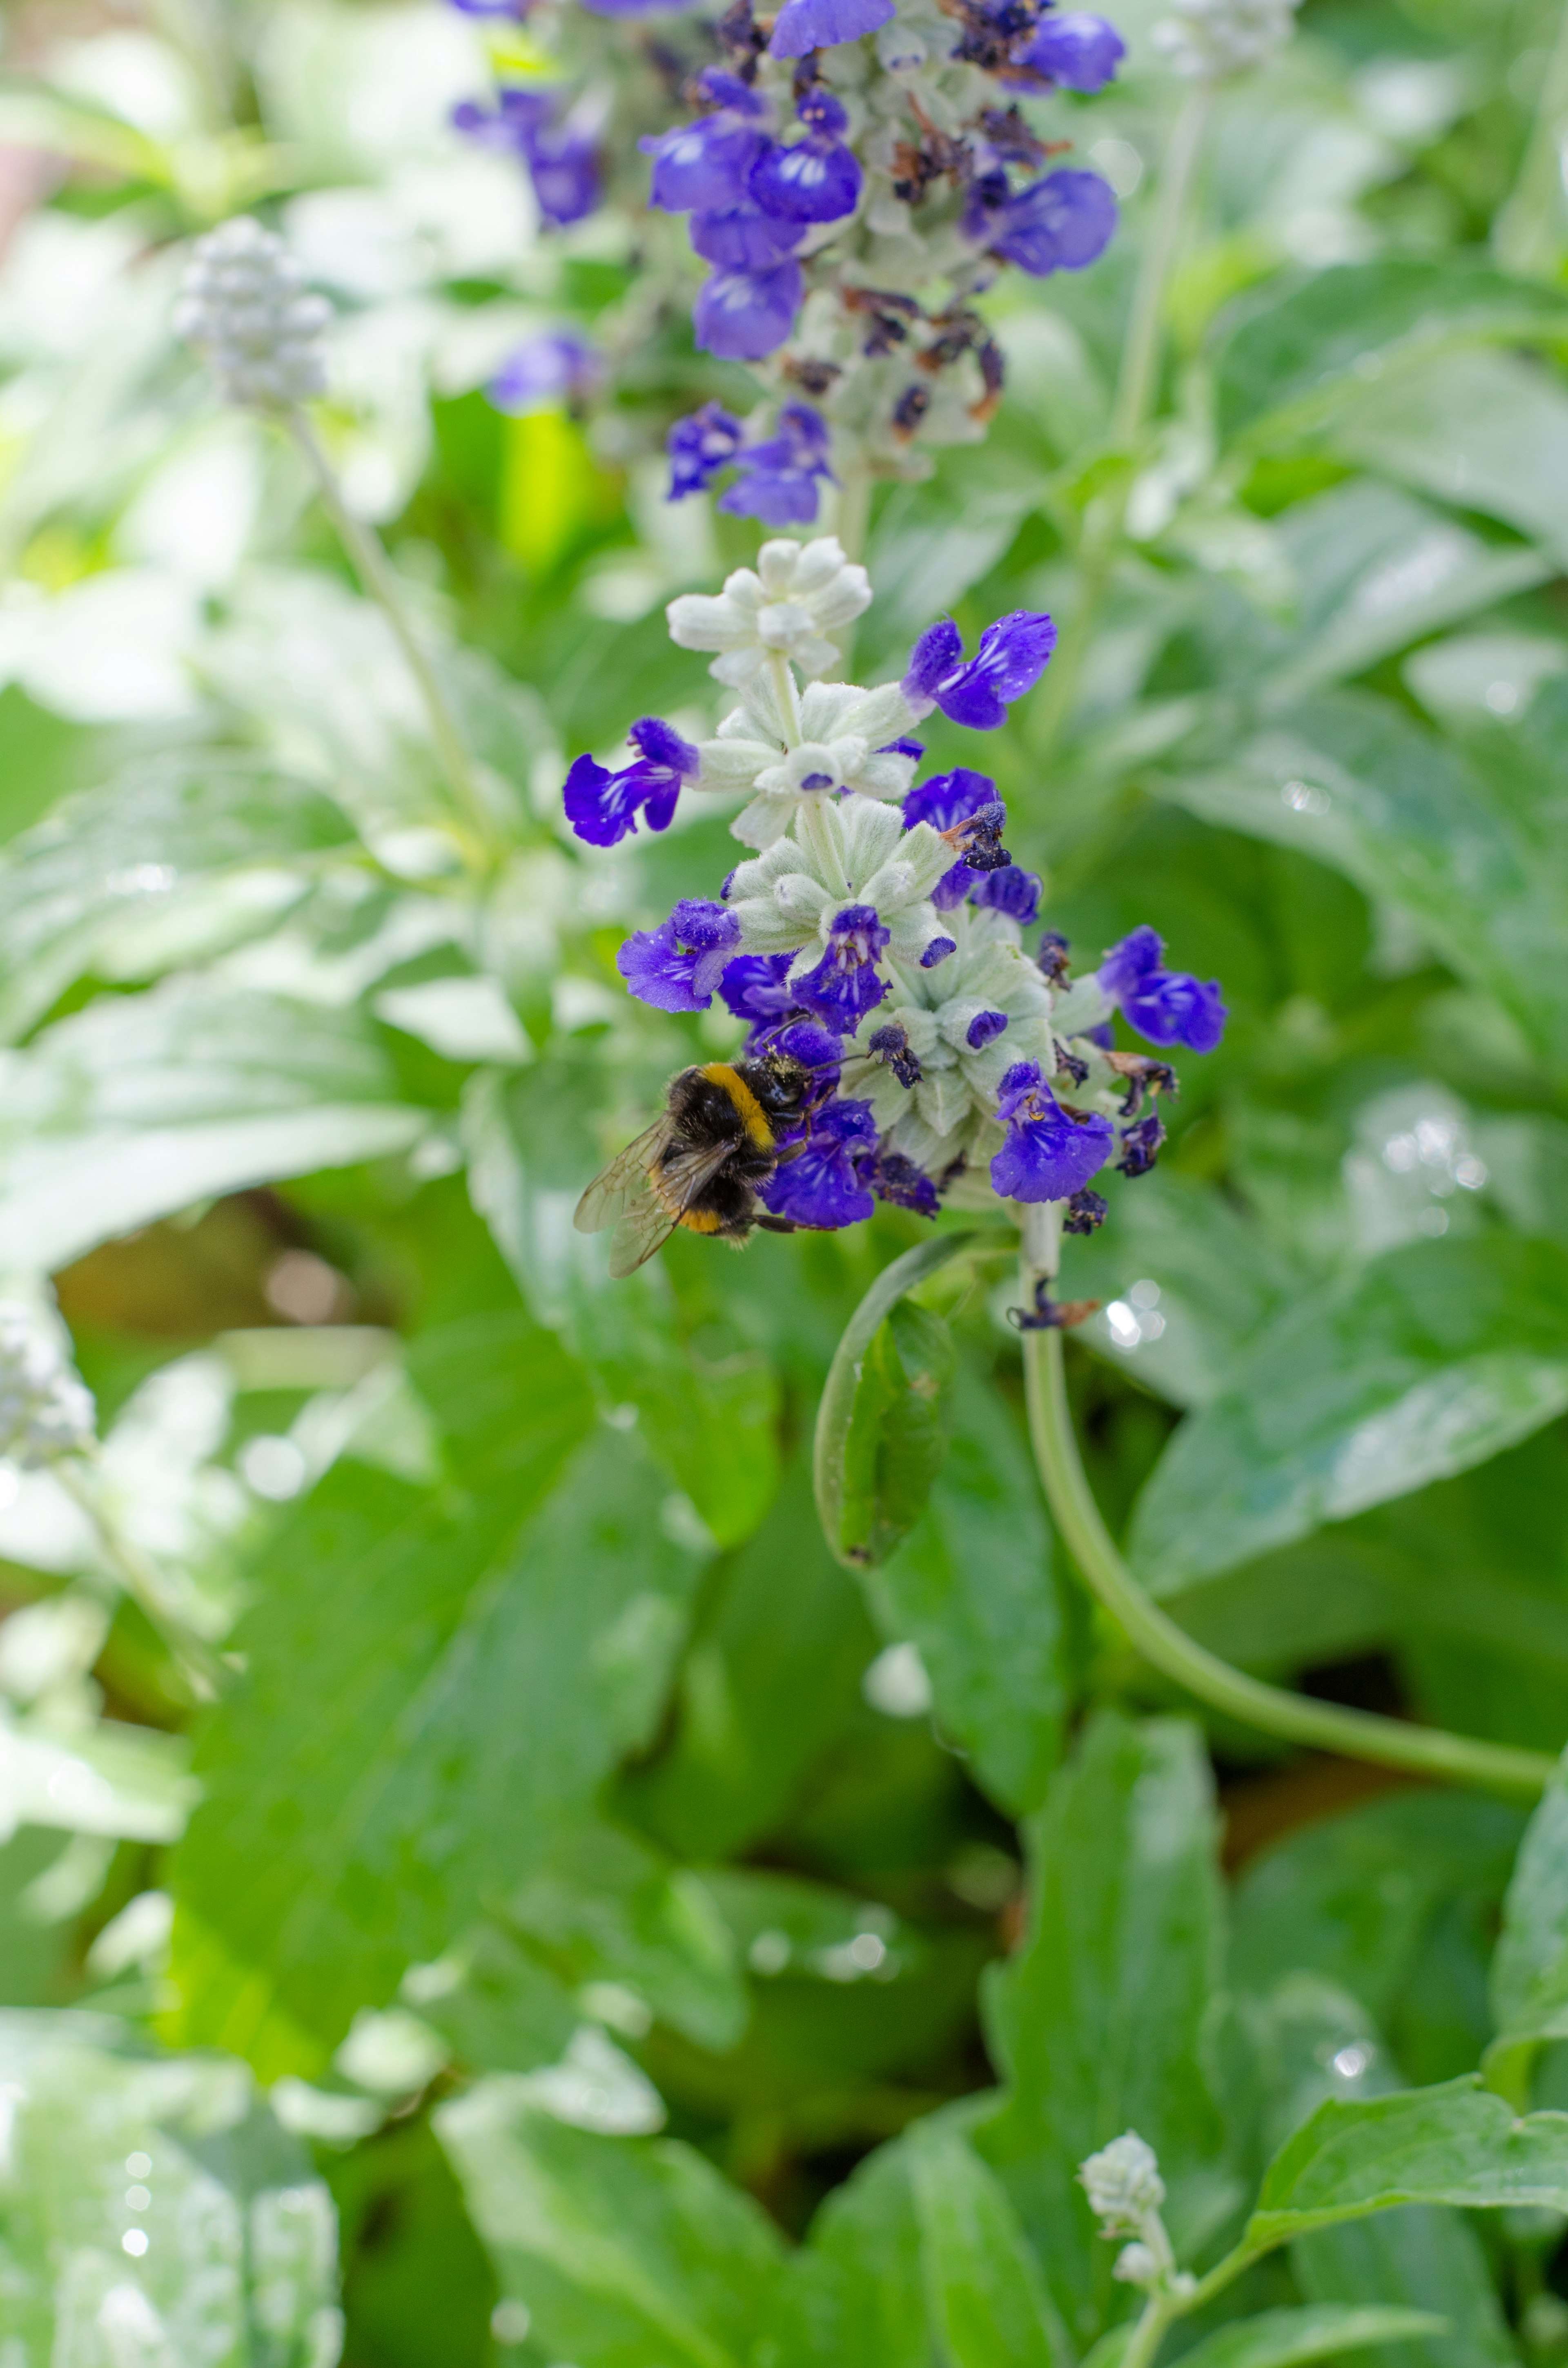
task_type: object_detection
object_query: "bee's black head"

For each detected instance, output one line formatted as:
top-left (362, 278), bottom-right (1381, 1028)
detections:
top-left (743, 1052), bottom-right (816, 1120)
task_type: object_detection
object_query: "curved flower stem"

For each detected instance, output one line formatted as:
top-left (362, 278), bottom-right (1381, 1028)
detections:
top-left (1121, 2292), bottom-right (1180, 2368)
top-left (287, 411), bottom-right (498, 870)
top-left (1020, 1322), bottom-right (1556, 1799)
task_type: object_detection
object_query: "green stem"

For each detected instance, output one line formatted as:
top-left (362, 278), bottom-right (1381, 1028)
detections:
top-left (1494, 0), bottom-right (1568, 279)
top-left (58, 1462), bottom-right (223, 1701)
top-left (1113, 84), bottom-right (1214, 444)
top-left (287, 411), bottom-right (497, 867)
top-left (1021, 1323), bottom-right (1556, 1799)
top-left (1120, 2292), bottom-right (1178, 2368)
top-left (1183, 2241), bottom-right (1266, 2314)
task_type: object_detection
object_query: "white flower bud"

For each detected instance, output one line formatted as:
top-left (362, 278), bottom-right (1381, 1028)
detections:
top-left (667, 537), bottom-right (873, 687)
top-left (1079, 2131), bottom-right (1166, 2231)
top-left (1113, 2242), bottom-right (1161, 2288)
top-left (1151, 0), bottom-right (1300, 77)
top-left (0, 1307), bottom-right (96, 1468)
top-left (174, 216), bottom-right (332, 408)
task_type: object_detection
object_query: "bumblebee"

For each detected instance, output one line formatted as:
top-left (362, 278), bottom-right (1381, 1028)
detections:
top-left (574, 1054), bottom-right (819, 1278)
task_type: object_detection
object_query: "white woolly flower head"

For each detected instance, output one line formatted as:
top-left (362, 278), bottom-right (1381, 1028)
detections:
top-left (1079, 2132), bottom-right (1166, 2233)
top-left (0, 1306), bottom-right (96, 1468)
top-left (697, 675), bottom-right (920, 847)
top-left (174, 216), bottom-right (333, 408)
top-left (667, 536), bottom-right (873, 688)
top-left (1151, 0), bottom-right (1300, 76)
top-left (726, 794), bottom-right (952, 970)
top-left (839, 901), bottom-right (1056, 1195)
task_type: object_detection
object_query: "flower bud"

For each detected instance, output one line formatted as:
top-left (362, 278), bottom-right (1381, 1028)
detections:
top-left (174, 216), bottom-right (332, 408)
top-left (1079, 2131), bottom-right (1166, 2232)
top-left (0, 1307), bottom-right (96, 1468)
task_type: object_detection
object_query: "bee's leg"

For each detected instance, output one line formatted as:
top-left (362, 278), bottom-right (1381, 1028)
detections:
top-left (753, 1214), bottom-right (800, 1235)
top-left (770, 1139), bottom-right (810, 1167)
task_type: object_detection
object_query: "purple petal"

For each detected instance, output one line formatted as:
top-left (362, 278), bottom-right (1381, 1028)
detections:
top-left (629, 716), bottom-right (700, 775)
top-left (646, 120), bottom-right (767, 213)
top-left (1020, 11), bottom-right (1126, 91)
top-left (489, 334), bottom-right (599, 414)
top-left (690, 201), bottom-right (803, 268)
top-left (1097, 926), bottom-right (1164, 1001)
top-left (761, 1097), bottom-right (878, 1227)
top-left (719, 466), bottom-right (823, 524)
top-left (935, 611), bottom-right (1057, 729)
top-left (768, 0), bottom-right (895, 54)
top-left (967, 1010), bottom-right (1010, 1048)
top-left (902, 619), bottom-right (963, 710)
top-left (563, 754), bottom-right (631, 847)
top-left (617, 921), bottom-right (710, 1011)
top-left (694, 260), bottom-right (803, 360)
top-left (1123, 971), bottom-right (1228, 1055)
top-left (920, 936), bottom-right (956, 968)
top-left (903, 766), bottom-right (998, 831)
top-left (667, 401), bottom-right (745, 499)
top-left (749, 134), bottom-right (863, 223)
top-left (990, 168), bottom-right (1118, 276)
top-left (719, 952), bottom-right (798, 1023)
top-left (972, 865), bottom-right (1042, 925)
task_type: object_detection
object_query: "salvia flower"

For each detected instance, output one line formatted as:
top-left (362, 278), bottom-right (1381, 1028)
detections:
top-left (174, 217), bottom-right (332, 408)
top-left (667, 402), bottom-right (746, 499)
top-left (695, 259), bottom-right (805, 361)
top-left (0, 1308), bottom-right (96, 1467)
top-left (1020, 12), bottom-right (1127, 88)
top-left (973, 864), bottom-right (1042, 925)
top-left (1152, 0), bottom-right (1300, 76)
top-left (453, 89), bottom-right (601, 227)
top-left (769, 0), bottom-right (896, 57)
top-left (791, 904), bottom-right (892, 1032)
top-left (718, 403), bottom-right (837, 524)
top-left (564, 718), bottom-right (700, 847)
top-left (749, 89), bottom-right (864, 224)
top-left (1097, 926), bottom-right (1227, 1053)
top-left (642, 73), bottom-right (771, 213)
top-left (991, 1062), bottom-right (1115, 1202)
top-left (490, 334), bottom-right (602, 414)
top-left (902, 611), bottom-right (1058, 729)
top-left (973, 167), bottom-right (1120, 275)
top-left (762, 1097), bottom-right (878, 1226)
top-left (617, 899), bottom-right (741, 1012)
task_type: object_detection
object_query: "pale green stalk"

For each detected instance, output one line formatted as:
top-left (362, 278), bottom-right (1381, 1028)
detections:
top-left (1494, 0), bottom-right (1568, 278)
top-left (287, 412), bottom-right (497, 867)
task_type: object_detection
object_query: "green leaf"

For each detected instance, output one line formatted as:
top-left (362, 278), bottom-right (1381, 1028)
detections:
top-left (1292, 2212), bottom-right (1519, 2368)
top-left (0, 2007), bottom-right (341, 2365)
top-left (0, 978), bottom-right (428, 1273)
top-left (1152, 690), bottom-right (1568, 1073)
top-left (435, 2087), bottom-right (785, 2368)
top-left (976, 1714), bottom-right (1232, 2348)
top-left (1489, 1745), bottom-right (1568, 2060)
top-left (1176, 2305), bottom-right (1448, 2368)
top-left (772, 2140), bottom-right (927, 2368)
top-left (1328, 350), bottom-right (1568, 571)
top-left (907, 2117), bottom-right (1071, 2368)
top-left (1214, 260), bottom-right (1568, 446)
top-left (171, 1317), bottom-right (721, 2058)
top-left (0, 750), bottom-right (355, 1041)
top-left (870, 1363), bottom-right (1067, 1815)
top-left (838, 1298), bottom-right (956, 1570)
top-left (1129, 1238), bottom-right (1568, 1594)
top-left (1247, 2077), bottom-right (1568, 2250)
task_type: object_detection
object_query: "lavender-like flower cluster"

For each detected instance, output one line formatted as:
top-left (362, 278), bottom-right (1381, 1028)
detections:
top-left (652, 0), bottom-right (1125, 518)
top-left (563, 542), bottom-right (1226, 1238)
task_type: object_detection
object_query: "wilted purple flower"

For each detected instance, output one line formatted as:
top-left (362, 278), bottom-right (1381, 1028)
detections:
top-left (454, 89), bottom-right (601, 226)
top-left (973, 865), bottom-right (1042, 925)
top-left (762, 1098), bottom-right (878, 1226)
top-left (903, 611), bottom-right (1056, 729)
top-left (749, 89), bottom-right (864, 223)
top-left (564, 717), bottom-right (699, 847)
top-left (667, 401), bottom-right (745, 499)
top-left (903, 767), bottom-right (1000, 909)
top-left (990, 1062), bottom-right (1115, 1201)
top-left (794, 905), bottom-right (891, 1032)
top-left (769, 0), bottom-right (896, 57)
top-left (489, 334), bottom-right (600, 414)
top-left (1064, 1186), bottom-right (1108, 1233)
top-left (694, 259), bottom-right (804, 360)
top-left (617, 900), bottom-right (742, 1012)
top-left (1117, 1112), bottom-right (1166, 1177)
top-left (1098, 926), bottom-right (1227, 1053)
top-left (921, 936), bottom-right (957, 967)
top-left (972, 167), bottom-right (1117, 274)
top-left (1018, 11), bottom-right (1125, 89)
top-left (967, 1009), bottom-right (1011, 1048)
top-left (721, 402), bottom-right (835, 523)
top-left (858, 1144), bottom-right (941, 1216)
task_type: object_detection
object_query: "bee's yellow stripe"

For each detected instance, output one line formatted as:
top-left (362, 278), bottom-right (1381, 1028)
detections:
top-left (701, 1062), bottom-right (774, 1151)
top-left (678, 1206), bottom-right (724, 1235)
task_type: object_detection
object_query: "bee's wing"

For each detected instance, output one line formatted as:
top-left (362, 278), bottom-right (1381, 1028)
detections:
top-left (574, 1119), bottom-right (673, 1236)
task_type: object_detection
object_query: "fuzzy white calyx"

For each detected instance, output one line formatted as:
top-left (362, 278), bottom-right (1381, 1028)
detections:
top-left (1151, 0), bottom-right (1300, 77)
top-left (667, 537), bottom-right (873, 687)
top-left (697, 677), bottom-right (920, 848)
top-left (0, 1306), bottom-right (96, 1469)
top-left (725, 795), bottom-right (950, 970)
top-left (174, 216), bottom-right (332, 408)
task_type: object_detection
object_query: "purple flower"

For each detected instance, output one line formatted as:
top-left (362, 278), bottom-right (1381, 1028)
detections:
top-left (720, 401), bottom-right (835, 524)
top-left (453, 90), bottom-right (600, 225)
top-left (719, 952), bottom-right (801, 1028)
top-left (921, 936), bottom-right (957, 968)
top-left (1018, 11), bottom-right (1125, 90)
top-left (868, 1022), bottom-right (922, 1087)
top-left (903, 767), bottom-right (999, 832)
top-left (617, 899), bottom-right (741, 1013)
top-left (771, 1019), bottom-right (844, 1080)
top-left (694, 260), bottom-right (803, 361)
top-left (974, 169), bottom-right (1117, 276)
top-left (793, 905), bottom-right (891, 1033)
top-left (902, 612), bottom-right (1056, 729)
top-left (690, 203), bottom-right (803, 269)
top-left (858, 1145), bottom-right (941, 1217)
top-left (448, 0), bottom-right (528, 16)
top-left (769, 0), bottom-right (895, 56)
top-left (967, 1009), bottom-right (1010, 1048)
top-left (990, 1062), bottom-right (1114, 1202)
top-left (1097, 926), bottom-right (1227, 1055)
top-left (762, 1098), bottom-right (878, 1227)
top-left (489, 334), bottom-right (600, 415)
top-left (563, 717), bottom-right (699, 847)
top-left (973, 865), bottom-right (1042, 925)
top-left (667, 401), bottom-right (745, 499)
top-left (749, 91), bottom-right (863, 223)
top-left (642, 89), bottom-right (770, 213)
